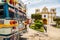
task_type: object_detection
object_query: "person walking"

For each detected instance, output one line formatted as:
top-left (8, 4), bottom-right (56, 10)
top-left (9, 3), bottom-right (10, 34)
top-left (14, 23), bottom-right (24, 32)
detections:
top-left (43, 24), bottom-right (47, 32)
top-left (26, 19), bottom-right (30, 32)
top-left (29, 19), bottom-right (32, 27)
top-left (24, 20), bottom-right (27, 31)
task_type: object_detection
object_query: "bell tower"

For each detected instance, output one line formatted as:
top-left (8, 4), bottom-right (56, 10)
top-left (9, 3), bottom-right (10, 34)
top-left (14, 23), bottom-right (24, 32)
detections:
top-left (50, 8), bottom-right (56, 23)
top-left (35, 9), bottom-right (40, 14)
top-left (42, 7), bottom-right (48, 12)
top-left (50, 8), bottom-right (56, 13)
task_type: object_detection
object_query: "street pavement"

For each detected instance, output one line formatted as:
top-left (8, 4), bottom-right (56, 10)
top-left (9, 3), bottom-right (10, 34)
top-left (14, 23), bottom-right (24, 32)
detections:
top-left (20, 25), bottom-right (60, 40)
top-left (47, 25), bottom-right (60, 40)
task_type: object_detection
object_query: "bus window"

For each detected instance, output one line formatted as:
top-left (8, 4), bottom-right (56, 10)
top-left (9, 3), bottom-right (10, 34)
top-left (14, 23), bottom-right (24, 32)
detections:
top-left (0, 5), bottom-right (5, 18)
top-left (9, 11), bottom-right (14, 18)
top-left (8, 7), bottom-right (16, 19)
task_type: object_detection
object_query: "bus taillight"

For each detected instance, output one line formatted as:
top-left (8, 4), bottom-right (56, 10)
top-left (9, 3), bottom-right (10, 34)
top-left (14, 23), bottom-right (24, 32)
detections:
top-left (10, 20), bottom-right (17, 25)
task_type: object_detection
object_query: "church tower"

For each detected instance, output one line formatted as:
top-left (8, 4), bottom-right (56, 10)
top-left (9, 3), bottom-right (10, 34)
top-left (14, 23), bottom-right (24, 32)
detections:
top-left (35, 9), bottom-right (40, 14)
top-left (42, 7), bottom-right (48, 12)
top-left (50, 8), bottom-right (56, 23)
top-left (41, 7), bottom-right (49, 24)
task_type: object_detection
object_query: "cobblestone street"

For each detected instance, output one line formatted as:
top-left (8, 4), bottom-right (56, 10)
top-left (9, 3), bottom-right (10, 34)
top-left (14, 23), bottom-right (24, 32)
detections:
top-left (0, 0), bottom-right (60, 40)
top-left (47, 25), bottom-right (60, 40)
top-left (20, 25), bottom-right (60, 40)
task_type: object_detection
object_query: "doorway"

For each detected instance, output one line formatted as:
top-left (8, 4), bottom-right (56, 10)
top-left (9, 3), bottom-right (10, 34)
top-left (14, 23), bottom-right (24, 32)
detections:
top-left (43, 19), bottom-right (47, 24)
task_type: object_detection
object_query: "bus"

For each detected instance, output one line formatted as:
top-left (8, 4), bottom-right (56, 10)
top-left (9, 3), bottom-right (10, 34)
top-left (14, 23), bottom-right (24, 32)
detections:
top-left (0, 2), bottom-right (27, 40)
top-left (0, 2), bottom-right (19, 27)
top-left (0, 2), bottom-right (22, 35)
top-left (0, 1), bottom-right (27, 33)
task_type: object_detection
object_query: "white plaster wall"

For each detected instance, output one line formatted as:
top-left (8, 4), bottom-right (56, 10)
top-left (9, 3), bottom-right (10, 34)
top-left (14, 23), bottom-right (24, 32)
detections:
top-left (49, 14), bottom-right (51, 16)
top-left (52, 14), bottom-right (55, 17)
top-left (42, 14), bottom-right (48, 19)
top-left (48, 18), bottom-right (51, 24)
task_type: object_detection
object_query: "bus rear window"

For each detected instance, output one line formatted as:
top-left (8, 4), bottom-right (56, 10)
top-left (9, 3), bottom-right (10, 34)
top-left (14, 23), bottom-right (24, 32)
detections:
top-left (9, 8), bottom-right (16, 18)
top-left (0, 5), bottom-right (5, 18)
top-left (9, 11), bottom-right (15, 18)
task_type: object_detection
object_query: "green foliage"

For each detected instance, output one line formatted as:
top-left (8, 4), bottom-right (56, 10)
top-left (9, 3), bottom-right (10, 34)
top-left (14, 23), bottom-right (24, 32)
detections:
top-left (35, 20), bottom-right (43, 28)
top-left (35, 23), bottom-right (43, 29)
top-left (30, 20), bottom-right (44, 32)
top-left (38, 27), bottom-right (44, 32)
top-left (53, 17), bottom-right (60, 22)
top-left (34, 20), bottom-right (40, 23)
top-left (53, 17), bottom-right (60, 28)
top-left (31, 14), bottom-right (42, 20)
top-left (30, 24), bottom-right (35, 29)
top-left (31, 14), bottom-right (35, 19)
top-left (30, 24), bottom-right (38, 29)
top-left (30, 14), bottom-right (43, 32)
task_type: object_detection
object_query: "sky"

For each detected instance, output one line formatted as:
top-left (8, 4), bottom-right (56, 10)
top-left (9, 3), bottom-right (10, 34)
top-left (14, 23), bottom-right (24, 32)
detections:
top-left (21, 0), bottom-right (60, 18)
top-left (0, 0), bottom-right (60, 18)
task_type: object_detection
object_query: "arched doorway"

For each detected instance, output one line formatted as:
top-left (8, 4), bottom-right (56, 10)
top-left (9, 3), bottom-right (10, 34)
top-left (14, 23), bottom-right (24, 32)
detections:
top-left (43, 19), bottom-right (47, 24)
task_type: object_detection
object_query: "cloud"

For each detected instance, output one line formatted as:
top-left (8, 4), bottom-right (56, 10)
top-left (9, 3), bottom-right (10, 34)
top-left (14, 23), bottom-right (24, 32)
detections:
top-left (40, 4), bottom-right (60, 8)
top-left (28, 0), bottom-right (41, 4)
top-left (21, 0), bottom-right (41, 4)
top-left (21, 0), bottom-right (60, 17)
top-left (27, 4), bottom-right (60, 17)
top-left (22, 0), bottom-right (60, 5)
top-left (21, 0), bottom-right (28, 2)
top-left (28, 4), bottom-right (60, 9)
top-left (0, 0), bottom-right (1, 2)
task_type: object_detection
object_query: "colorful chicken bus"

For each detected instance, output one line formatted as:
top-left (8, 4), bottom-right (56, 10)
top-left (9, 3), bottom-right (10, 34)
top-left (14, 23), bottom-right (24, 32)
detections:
top-left (0, 2), bottom-right (19, 34)
top-left (0, 1), bottom-right (26, 40)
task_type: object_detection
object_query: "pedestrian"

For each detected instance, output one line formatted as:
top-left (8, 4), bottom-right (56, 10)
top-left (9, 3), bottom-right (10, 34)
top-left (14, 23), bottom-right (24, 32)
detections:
top-left (24, 19), bottom-right (31, 32)
top-left (23, 20), bottom-right (28, 32)
top-left (29, 19), bottom-right (32, 27)
top-left (26, 19), bottom-right (30, 32)
top-left (43, 24), bottom-right (47, 32)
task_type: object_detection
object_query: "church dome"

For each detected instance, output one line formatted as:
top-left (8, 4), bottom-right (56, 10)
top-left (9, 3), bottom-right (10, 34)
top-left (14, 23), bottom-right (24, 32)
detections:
top-left (42, 7), bottom-right (48, 12)
top-left (42, 7), bottom-right (48, 10)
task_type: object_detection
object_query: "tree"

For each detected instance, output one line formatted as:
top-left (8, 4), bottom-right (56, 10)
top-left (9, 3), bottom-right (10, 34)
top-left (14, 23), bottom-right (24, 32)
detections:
top-left (35, 20), bottom-right (43, 29)
top-left (30, 14), bottom-right (44, 32)
top-left (31, 14), bottom-right (35, 19)
top-left (53, 17), bottom-right (60, 27)
top-left (31, 14), bottom-right (42, 20)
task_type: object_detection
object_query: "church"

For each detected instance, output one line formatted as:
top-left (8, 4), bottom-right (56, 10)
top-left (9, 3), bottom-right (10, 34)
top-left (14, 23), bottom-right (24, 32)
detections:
top-left (35, 7), bottom-right (56, 24)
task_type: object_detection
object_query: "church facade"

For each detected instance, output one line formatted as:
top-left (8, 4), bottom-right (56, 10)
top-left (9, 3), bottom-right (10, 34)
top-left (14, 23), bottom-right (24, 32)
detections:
top-left (35, 7), bottom-right (56, 24)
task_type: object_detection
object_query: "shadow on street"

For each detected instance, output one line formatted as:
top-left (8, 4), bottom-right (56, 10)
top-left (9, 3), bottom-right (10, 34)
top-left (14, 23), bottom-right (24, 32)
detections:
top-left (19, 37), bottom-right (27, 40)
